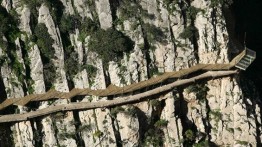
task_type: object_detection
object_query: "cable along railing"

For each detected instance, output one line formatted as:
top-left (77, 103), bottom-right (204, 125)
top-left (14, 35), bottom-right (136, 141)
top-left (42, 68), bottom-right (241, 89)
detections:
top-left (0, 49), bottom-right (256, 123)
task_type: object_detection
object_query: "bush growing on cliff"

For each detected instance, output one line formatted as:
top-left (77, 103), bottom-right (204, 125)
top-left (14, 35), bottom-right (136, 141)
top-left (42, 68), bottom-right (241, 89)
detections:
top-left (34, 23), bottom-right (56, 89)
top-left (0, 6), bottom-right (20, 45)
top-left (179, 26), bottom-right (199, 41)
top-left (34, 23), bottom-right (55, 60)
top-left (143, 23), bottom-right (167, 45)
top-left (0, 6), bottom-right (10, 37)
top-left (88, 28), bottom-right (134, 63)
top-left (186, 83), bottom-right (209, 102)
top-left (185, 129), bottom-right (195, 141)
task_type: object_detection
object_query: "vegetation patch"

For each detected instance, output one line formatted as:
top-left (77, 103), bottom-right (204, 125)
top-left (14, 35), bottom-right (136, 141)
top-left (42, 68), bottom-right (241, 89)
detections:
top-left (186, 83), bottom-right (209, 102)
top-left (143, 23), bottom-right (167, 45)
top-left (34, 23), bottom-right (56, 89)
top-left (0, 6), bottom-right (28, 85)
top-left (64, 45), bottom-right (80, 80)
top-left (183, 129), bottom-right (196, 145)
top-left (209, 109), bottom-right (222, 123)
top-left (110, 106), bottom-right (125, 118)
top-left (154, 119), bottom-right (168, 128)
top-left (162, 0), bottom-right (177, 13)
top-left (187, 6), bottom-right (205, 20)
top-left (82, 64), bottom-right (97, 78)
top-left (144, 128), bottom-right (164, 146)
top-left (93, 130), bottom-right (103, 138)
top-left (179, 26), bottom-right (199, 41)
top-left (236, 140), bottom-right (249, 145)
top-left (88, 28), bottom-right (134, 64)
top-left (193, 140), bottom-right (209, 147)
top-left (118, 0), bottom-right (154, 21)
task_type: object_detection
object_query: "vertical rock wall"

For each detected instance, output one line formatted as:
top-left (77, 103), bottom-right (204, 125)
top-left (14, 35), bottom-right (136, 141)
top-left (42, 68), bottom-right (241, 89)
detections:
top-left (0, 0), bottom-right (261, 146)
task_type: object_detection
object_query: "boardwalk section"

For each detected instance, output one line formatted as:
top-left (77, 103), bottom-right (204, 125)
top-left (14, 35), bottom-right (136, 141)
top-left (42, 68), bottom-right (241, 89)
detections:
top-left (0, 70), bottom-right (238, 123)
top-left (0, 49), bottom-right (248, 111)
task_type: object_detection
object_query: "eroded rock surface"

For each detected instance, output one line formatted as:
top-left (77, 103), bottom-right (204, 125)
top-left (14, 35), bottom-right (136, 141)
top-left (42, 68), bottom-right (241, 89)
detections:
top-left (0, 0), bottom-right (261, 146)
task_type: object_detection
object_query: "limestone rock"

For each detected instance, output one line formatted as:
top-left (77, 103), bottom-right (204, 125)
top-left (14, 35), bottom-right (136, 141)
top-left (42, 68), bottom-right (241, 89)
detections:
top-left (1, 0), bottom-right (11, 11)
top-left (60, 0), bottom-right (75, 15)
top-left (95, 0), bottom-right (112, 29)
top-left (192, 0), bottom-right (229, 64)
top-left (38, 4), bottom-right (69, 92)
top-left (117, 111), bottom-right (140, 146)
top-left (161, 93), bottom-right (183, 146)
top-left (28, 44), bottom-right (46, 93)
top-left (73, 0), bottom-right (93, 19)
top-left (0, 1), bottom-right (261, 147)
top-left (37, 5), bottom-right (77, 147)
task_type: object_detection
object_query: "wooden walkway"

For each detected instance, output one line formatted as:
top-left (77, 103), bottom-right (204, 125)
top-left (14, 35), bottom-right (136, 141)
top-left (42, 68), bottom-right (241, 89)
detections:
top-left (0, 70), bottom-right (238, 123)
top-left (0, 50), bottom-right (249, 123)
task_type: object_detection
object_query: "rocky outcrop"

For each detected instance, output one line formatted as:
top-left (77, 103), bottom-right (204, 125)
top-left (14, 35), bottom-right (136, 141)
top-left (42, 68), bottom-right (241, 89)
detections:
top-left (38, 4), bottom-right (68, 92)
top-left (96, 0), bottom-right (112, 29)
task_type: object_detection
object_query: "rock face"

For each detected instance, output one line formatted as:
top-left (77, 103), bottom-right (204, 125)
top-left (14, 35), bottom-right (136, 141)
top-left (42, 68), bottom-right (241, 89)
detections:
top-left (0, 0), bottom-right (261, 147)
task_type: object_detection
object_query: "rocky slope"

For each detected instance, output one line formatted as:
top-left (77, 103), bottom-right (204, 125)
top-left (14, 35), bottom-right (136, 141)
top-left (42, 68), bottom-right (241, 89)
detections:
top-left (0, 0), bottom-right (261, 146)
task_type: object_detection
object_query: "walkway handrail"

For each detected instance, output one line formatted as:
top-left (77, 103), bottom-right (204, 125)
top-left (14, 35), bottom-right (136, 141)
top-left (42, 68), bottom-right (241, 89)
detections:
top-left (0, 70), bottom-right (238, 123)
top-left (0, 49), bottom-right (247, 111)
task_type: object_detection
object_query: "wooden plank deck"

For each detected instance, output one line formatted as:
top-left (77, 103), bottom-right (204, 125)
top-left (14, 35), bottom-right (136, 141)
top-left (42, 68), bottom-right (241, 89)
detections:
top-left (0, 50), bottom-right (247, 111)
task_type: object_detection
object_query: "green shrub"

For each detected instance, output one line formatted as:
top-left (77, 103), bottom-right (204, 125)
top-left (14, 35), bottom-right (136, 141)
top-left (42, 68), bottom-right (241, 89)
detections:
top-left (0, 6), bottom-right (20, 44)
top-left (118, 0), bottom-right (154, 20)
top-left (162, 0), bottom-right (178, 13)
top-left (148, 64), bottom-right (162, 77)
top-left (81, 64), bottom-right (97, 78)
top-left (59, 14), bottom-right (75, 33)
top-left (209, 109), bottom-right (222, 122)
top-left (143, 23), bottom-right (167, 44)
top-left (185, 129), bottom-right (195, 141)
top-left (93, 130), bottom-right (103, 138)
top-left (44, 0), bottom-right (64, 24)
top-left (144, 128), bottom-right (164, 146)
top-left (118, 0), bottom-right (141, 20)
top-left (88, 28), bottom-right (134, 63)
top-left (59, 14), bottom-right (98, 37)
top-left (79, 17), bottom-right (98, 38)
top-left (34, 23), bottom-right (56, 89)
top-left (236, 140), bottom-right (249, 145)
top-left (110, 106), bottom-right (125, 118)
top-left (179, 26), bottom-right (198, 40)
top-left (124, 106), bottom-right (136, 117)
top-left (150, 99), bottom-right (161, 107)
top-left (43, 62), bottom-right (56, 89)
top-left (21, 0), bottom-right (42, 9)
top-left (154, 119), bottom-right (168, 128)
top-left (64, 46), bottom-right (80, 80)
top-left (11, 54), bottom-right (24, 82)
top-left (193, 140), bottom-right (209, 147)
top-left (187, 6), bottom-right (204, 19)
top-left (186, 83), bottom-right (209, 101)
top-left (34, 23), bottom-right (55, 60)
top-left (0, 6), bottom-right (12, 36)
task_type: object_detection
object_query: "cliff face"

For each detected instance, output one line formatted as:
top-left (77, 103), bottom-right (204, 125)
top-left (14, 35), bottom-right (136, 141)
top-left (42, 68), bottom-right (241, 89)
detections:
top-left (0, 0), bottom-right (261, 146)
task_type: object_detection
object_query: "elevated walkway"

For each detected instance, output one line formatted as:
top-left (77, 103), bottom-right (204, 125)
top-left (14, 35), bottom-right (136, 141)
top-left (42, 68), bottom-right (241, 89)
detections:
top-left (0, 49), bottom-right (256, 123)
top-left (235, 48), bottom-right (256, 70)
